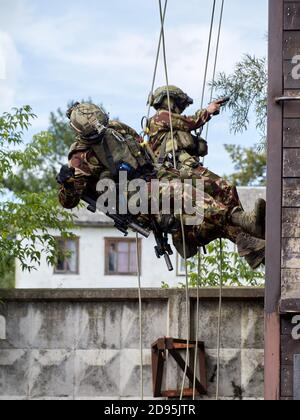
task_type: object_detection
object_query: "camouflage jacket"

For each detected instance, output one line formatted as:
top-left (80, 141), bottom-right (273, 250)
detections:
top-left (59, 122), bottom-right (150, 210)
top-left (108, 120), bottom-right (142, 143)
top-left (148, 109), bottom-right (211, 159)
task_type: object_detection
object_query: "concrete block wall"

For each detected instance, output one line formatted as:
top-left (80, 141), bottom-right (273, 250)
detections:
top-left (0, 289), bottom-right (264, 400)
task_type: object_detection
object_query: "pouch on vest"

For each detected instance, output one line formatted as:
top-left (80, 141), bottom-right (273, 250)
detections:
top-left (196, 137), bottom-right (208, 158)
top-left (91, 130), bottom-right (152, 179)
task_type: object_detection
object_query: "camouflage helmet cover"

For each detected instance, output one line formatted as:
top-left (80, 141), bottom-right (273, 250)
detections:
top-left (68, 103), bottom-right (109, 140)
top-left (148, 85), bottom-right (193, 110)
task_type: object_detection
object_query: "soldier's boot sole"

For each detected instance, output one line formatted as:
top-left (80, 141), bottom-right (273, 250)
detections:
top-left (255, 198), bottom-right (266, 240)
top-left (236, 233), bottom-right (265, 270)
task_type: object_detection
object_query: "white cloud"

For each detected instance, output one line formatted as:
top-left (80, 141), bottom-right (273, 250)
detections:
top-left (11, 14), bottom-right (267, 107)
top-left (0, 0), bottom-right (267, 162)
top-left (0, 32), bottom-right (22, 112)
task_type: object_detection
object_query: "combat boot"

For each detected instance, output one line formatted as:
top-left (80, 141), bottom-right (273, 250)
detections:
top-left (230, 199), bottom-right (266, 240)
top-left (236, 233), bottom-right (265, 270)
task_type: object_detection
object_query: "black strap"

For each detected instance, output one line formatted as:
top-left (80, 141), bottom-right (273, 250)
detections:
top-left (104, 137), bottom-right (118, 177)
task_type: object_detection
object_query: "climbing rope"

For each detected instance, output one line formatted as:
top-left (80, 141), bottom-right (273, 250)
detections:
top-left (136, 233), bottom-right (144, 400)
top-left (146, 0), bottom-right (168, 124)
top-left (193, 0), bottom-right (226, 401)
top-left (207, 5), bottom-right (226, 398)
top-left (193, 249), bottom-right (202, 400)
top-left (135, 0), bottom-right (169, 402)
top-left (204, 0), bottom-right (225, 141)
top-left (191, 0), bottom-right (220, 401)
top-left (200, 0), bottom-right (217, 110)
top-left (179, 218), bottom-right (191, 400)
top-left (216, 238), bottom-right (224, 400)
top-left (157, 0), bottom-right (191, 400)
top-left (158, 0), bottom-right (177, 170)
top-left (143, 0), bottom-right (226, 401)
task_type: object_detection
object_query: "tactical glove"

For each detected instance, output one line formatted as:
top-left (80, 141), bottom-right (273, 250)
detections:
top-left (56, 165), bottom-right (75, 189)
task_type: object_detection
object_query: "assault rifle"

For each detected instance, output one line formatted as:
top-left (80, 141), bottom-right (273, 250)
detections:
top-left (151, 219), bottom-right (174, 272)
top-left (82, 195), bottom-right (150, 238)
top-left (82, 195), bottom-right (174, 271)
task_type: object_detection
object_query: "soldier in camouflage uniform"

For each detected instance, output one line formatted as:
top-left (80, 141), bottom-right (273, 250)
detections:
top-left (57, 103), bottom-right (265, 269)
top-left (108, 120), bottom-right (142, 143)
top-left (147, 86), bottom-right (266, 243)
top-left (147, 85), bottom-right (217, 167)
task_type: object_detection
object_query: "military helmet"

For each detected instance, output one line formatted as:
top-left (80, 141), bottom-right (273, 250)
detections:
top-left (67, 103), bottom-right (109, 140)
top-left (148, 85), bottom-right (193, 110)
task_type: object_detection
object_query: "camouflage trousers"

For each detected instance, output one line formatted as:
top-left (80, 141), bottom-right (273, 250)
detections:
top-left (145, 164), bottom-right (244, 258)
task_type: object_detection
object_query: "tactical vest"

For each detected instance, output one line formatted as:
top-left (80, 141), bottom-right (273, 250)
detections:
top-left (69, 129), bottom-right (153, 179)
top-left (158, 132), bottom-right (208, 164)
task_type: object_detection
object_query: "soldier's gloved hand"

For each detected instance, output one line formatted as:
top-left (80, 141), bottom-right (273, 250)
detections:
top-left (56, 165), bottom-right (75, 189)
top-left (207, 101), bottom-right (222, 116)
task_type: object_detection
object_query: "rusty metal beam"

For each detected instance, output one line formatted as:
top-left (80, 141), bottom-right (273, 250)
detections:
top-left (151, 337), bottom-right (207, 398)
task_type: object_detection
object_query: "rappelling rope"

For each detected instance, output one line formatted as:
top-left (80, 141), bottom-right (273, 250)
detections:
top-left (193, 0), bottom-right (225, 400)
top-left (191, 0), bottom-right (219, 400)
top-left (193, 248), bottom-right (201, 400)
top-left (204, 0), bottom-right (225, 141)
top-left (158, 0), bottom-right (191, 401)
top-left (135, 0), bottom-right (168, 402)
top-left (200, 0), bottom-right (217, 110)
top-left (158, 0), bottom-right (177, 170)
top-left (216, 238), bottom-right (224, 400)
top-left (148, 0), bottom-right (225, 402)
top-left (136, 233), bottom-right (144, 400)
top-left (193, 0), bottom-right (226, 401)
top-left (204, 0), bottom-right (226, 401)
top-left (179, 216), bottom-right (191, 400)
top-left (146, 0), bottom-right (168, 124)
top-left (207, 5), bottom-right (226, 399)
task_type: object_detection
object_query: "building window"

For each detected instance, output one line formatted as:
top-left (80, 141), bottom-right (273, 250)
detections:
top-left (177, 253), bottom-right (187, 277)
top-left (105, 238), bottom-right (141, 276)
top-left (54, 238), bottom-right (79, 275)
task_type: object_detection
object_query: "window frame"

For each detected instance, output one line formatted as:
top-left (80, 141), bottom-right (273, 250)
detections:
top-left (105, 237), bottom-right (142, 276)
top-left (53, 237), bottom-right (80, 275)
top-left (176, 253), bottom-right (187, 277)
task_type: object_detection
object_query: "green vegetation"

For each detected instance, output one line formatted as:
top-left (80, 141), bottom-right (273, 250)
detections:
top-left (0, 106), bottom-right (75, 287)
top-left (213, 54), bottom-right (267, 186)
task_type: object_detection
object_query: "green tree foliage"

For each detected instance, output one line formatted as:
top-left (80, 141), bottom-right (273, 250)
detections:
top-left (188, 240), bottom-right (264, 287)
top-left (224, 145), bottom-right (267, 187)
top-left (213, 54), bottom-right (267, 139)
top-left (0, 107), bottom-right (75, 285)
top-left (186, 240), bottom-right (264, 288)
top-left (162, 240), bottom-right (264, 289)
top-left (3, 107), bottom-right (75, 194)
top-left (0, 257), bottom-right (15, 289)
top-left (213, 54), bottom-right (267, 186)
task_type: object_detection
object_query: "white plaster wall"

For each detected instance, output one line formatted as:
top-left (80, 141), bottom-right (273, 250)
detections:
top-left (15, 187), bottom-right (266, 289)
top-left (15, 226), bottom-right (184, 289)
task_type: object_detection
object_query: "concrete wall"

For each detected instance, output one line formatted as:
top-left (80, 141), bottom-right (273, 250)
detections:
top-left (0, 288), bottom-right (264, 400)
